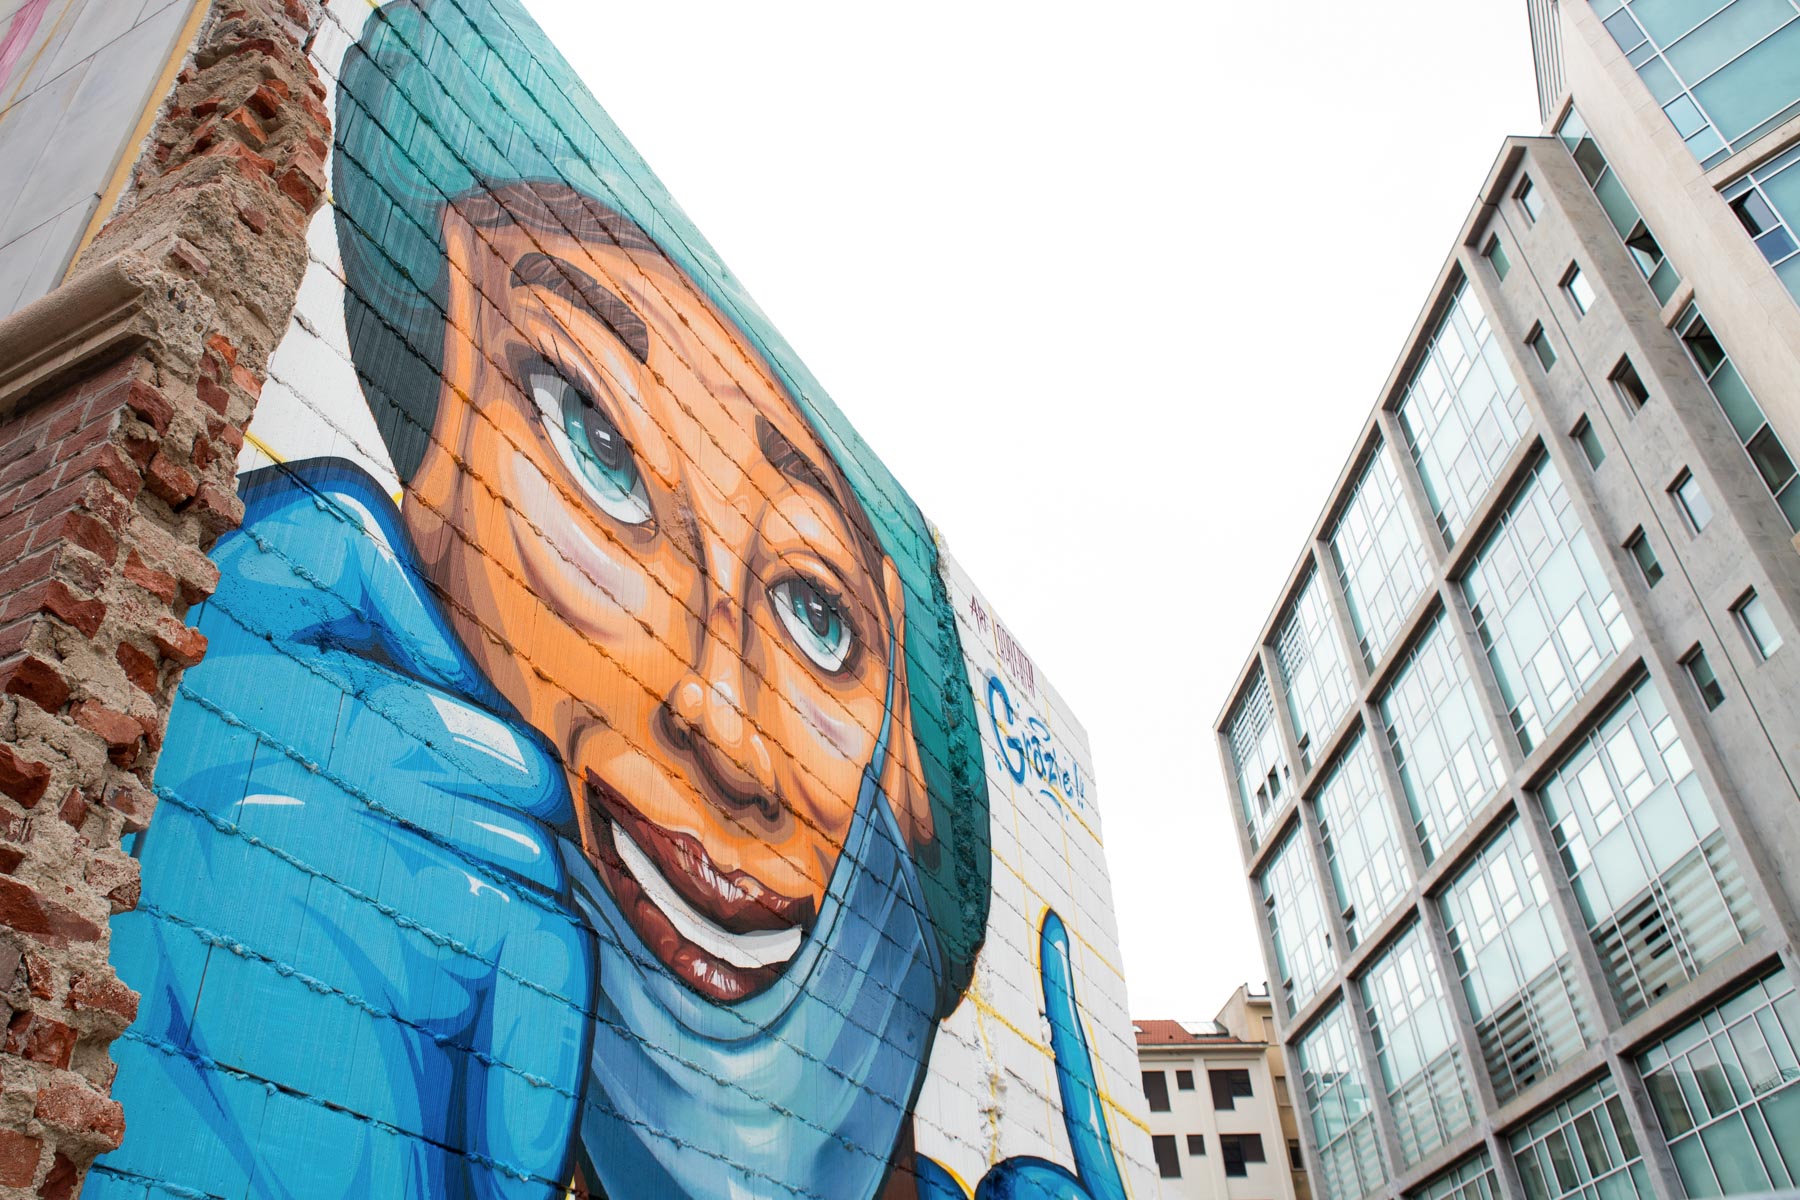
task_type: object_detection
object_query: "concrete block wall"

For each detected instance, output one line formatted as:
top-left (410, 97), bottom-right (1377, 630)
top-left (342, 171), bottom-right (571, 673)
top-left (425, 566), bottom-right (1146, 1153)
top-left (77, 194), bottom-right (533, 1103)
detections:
top-left (0, 2), bottom-right (329, 1193)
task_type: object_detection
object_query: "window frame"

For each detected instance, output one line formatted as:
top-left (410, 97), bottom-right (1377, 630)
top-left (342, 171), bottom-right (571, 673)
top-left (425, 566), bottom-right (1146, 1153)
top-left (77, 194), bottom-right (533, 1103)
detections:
top-left (1562, 262), bottom-right (1597, 316)
top-left (1176, 1069), bottom-right (1195, 1091)
top-left (1624, 528), bottom-right (1663, 588)
top-left (1572, 416), bottom-right (1606, 469)
top-left (1527, 323), bottom-right (1558, 372)
top-left (1516, 176), bottom-right (1544, 224)
top-left (1485, 234), bottom-right (1513, 280)
top-left (1671, 469), bottom-right (1714, 534)
top-left (1143, 1069), bottom-right (1171, 1113)
top-left (1609, 356), bottom-right (1650, 414)
top-left (1682, 644), bottom-right (1727, 711)
top-left (1210, 1066), bottom-right (1256, 1110)
top-left (1153, 1133), bottom-right (1183, 1179)
top-left (1732, 589), bottom-right (1784, 660)
top-left (1188, 1134), bottom-right (1206, 1157)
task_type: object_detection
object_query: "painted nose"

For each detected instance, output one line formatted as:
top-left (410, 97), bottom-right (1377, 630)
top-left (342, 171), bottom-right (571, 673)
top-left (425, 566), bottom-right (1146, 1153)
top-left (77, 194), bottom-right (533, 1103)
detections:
top-left (663, 620), bottom-right (780, 820)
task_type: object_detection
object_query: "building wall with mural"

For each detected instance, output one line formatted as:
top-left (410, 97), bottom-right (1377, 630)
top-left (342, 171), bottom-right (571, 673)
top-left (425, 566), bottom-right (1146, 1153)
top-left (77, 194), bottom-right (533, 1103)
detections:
top-left (77, 1), bottom-right (1156, 1196)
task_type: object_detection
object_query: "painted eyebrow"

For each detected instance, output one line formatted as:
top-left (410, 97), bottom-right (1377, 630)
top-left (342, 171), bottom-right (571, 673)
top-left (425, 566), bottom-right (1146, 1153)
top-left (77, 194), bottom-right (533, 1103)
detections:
top-left (756, 415), bottom-right (835, 499)
top-left (511, 252), bottom-right (650, 364)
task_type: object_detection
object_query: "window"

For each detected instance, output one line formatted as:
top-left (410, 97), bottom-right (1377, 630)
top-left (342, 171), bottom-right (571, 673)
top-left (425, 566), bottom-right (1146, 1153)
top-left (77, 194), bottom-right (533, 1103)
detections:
top-left (1625, 528), bottom-right (1663, 588)
top-left (1378, 614), bottom-right (1505, 862)
top-left (1461, 456), bottom-right (1630, 752)
top-left (1221, 1134), bottom-right (1267, 1178)
top-left (1415, 1151), bottom-right (1501, 1200)
top-left (1210, 1067), bottom-right (1254, 1110)
top-left (1153, 1134), bottom-right (1182, 1179)
top-left (1176, 1069), bottom-right (1195, 1091)
top-left (1393, 278), bottom-right (1531, 547)
top-left (1684, 645), bottom-right (1727, 711)
top-left (1359, 922), bottom-right (1477, 1166)
top-left (1734, 590), bottom-right (1784, 659)
top-left (1527, 323), bottom-right (1557, 371)
top-left (1297, 1004), bottom-right (1386, 1200)
top-left (1440, 821), bottom-right (1592, 1104)
top-left (1328, 442), bottom-right (1434, 669)
top-left (1143, 1070), bottom-right (1171, 1112)
top-left (1485, 235), bottom-right (1512, 280)
top-left (1516, 177), bottom-right (1544, 223)
top-left (1674, 303), bottom-right (1800, 529)
top-left (1573, 416), bottom-right (1606, 468)
top-left (1671, 469), bottom-right (1713, 533)
top-left (1562, 263), bottom-right (1596, 315)
top-left (1556, 109), bottom-right (1683, 304)
top-left (1289, 1140), bottom-right (1304, 1170)
top-left (1510, 1076), bottom-right (1650, 1200)
top-left (1538, 677), bottom-right (1758, 1016)
top-left (1639, 969), bottom-right (1800, 1199)
top-left (1610, 356), bottom-right (1649, 413)
top-left (1261, 826), bottom-right (1336, 1016)
top-left (1315, 733), bottom-right (1412, 949)
top-left (1226, 672), bottom-right (1289, 851)
top-left (1188, 1134), bottom-right (1206, 1156)
top-left (1723, 145), bottom-right (1800, 306)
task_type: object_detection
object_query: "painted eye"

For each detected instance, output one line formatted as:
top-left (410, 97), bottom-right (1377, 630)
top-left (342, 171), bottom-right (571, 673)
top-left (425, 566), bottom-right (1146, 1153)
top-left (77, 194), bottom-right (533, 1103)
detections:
top-left (530, 369), bottom-right (651, 526)
top-left (770, 577), bottom-right (853, 673)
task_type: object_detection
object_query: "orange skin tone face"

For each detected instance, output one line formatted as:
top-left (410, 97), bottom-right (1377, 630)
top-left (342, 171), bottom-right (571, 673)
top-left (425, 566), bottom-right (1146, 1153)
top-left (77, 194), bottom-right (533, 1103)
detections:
top-left (403, 205), bottom-right (930, 1002)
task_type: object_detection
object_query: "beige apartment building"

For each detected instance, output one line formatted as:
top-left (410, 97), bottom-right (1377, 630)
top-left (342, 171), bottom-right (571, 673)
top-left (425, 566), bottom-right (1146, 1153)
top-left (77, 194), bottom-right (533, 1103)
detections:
top-left (1136, 986), bottom-right (1313, 1200)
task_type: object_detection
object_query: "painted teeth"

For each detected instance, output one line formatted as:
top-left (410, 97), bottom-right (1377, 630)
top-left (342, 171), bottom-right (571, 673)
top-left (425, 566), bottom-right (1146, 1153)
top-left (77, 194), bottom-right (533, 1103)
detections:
top-left (614, 827), bottom-right (801, 971)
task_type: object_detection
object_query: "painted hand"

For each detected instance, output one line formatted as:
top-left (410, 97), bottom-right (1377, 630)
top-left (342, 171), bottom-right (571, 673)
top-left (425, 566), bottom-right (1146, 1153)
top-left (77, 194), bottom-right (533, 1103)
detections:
top-left (917, 910), bottom-right (1128, 1200)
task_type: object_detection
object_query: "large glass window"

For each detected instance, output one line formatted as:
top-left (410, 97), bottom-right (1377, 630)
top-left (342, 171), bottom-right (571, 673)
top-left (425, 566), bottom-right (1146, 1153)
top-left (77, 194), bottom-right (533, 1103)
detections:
top-left (1555, 109), bottom-right (1684, 304)
top-left (1297, 1004), bottom-right (1387, 1200)
top-left (1228, 670), bottom-right (1291, 852)
top-left (1330, 443), bottom-right (1435, 670)
top-left (1261, 825), bottom-right (1337, 1017)
top-left (1440, 820), bottom-right (1595, 1104)
top-left (1316, 733), bottom-right (1413, 949)
top-left (1394, 280), bottom-right (1532, 547)
top-left (1588, 0), bottom-right (1800, 166)
top-left (1537, 678), bottom-right (1763, 1018)
top-left (1360, 923), bottom-right (1478, 1167)
top-left (1510, 1076), bottom-right (1652, 1200)
top-left (1639, 968), bottom-right (1800, 1196)
top-left (1674, 303), bottom-right (1800, 530)
top-left (1461, 456), bottom-right (1631, 753)
top-left (1379, 615), bottom-right (1506, 863)
top-left (1412, 1152), bottom-right (1501, 1200)
top-left (1276, 568), bottom-right (1359, 772)
top-left (1724, 143), bottom-right (1800, 306)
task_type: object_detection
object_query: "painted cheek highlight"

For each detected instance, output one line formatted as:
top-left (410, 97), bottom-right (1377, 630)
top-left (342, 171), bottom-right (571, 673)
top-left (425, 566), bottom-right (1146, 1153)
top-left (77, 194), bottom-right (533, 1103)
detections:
top-left (509, 449), bottom-right (649, 619)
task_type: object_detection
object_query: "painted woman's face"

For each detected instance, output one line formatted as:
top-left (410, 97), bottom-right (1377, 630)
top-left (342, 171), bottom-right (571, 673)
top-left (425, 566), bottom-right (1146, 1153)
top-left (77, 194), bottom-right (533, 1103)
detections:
top-left (405, 197), bottom-right (931, 1003)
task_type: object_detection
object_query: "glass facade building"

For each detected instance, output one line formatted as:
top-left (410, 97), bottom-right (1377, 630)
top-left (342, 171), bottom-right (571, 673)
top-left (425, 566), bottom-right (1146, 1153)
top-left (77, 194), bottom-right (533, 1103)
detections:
top-left (1216, 11), bottom-right (1800, 1193)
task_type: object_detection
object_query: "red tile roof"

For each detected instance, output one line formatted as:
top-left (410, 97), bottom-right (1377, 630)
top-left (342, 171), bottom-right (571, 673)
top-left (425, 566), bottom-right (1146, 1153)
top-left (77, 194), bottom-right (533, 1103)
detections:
top-left (1132, 1019), bottom-right (1243, 1046)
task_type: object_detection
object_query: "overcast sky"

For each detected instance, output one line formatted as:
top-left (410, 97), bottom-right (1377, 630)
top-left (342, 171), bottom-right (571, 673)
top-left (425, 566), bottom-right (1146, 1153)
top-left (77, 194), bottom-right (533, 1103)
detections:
top-left (528, 0), bottom-right (1543, 1022)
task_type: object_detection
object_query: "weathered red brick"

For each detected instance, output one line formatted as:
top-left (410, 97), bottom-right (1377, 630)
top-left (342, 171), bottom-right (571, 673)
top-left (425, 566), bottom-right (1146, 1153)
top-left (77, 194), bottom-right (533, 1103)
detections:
top-left (42, 511), bottom-right (117, 567)
top-left (39, 1151), bottom-right (77, 1200)
top-left (152, 619), bottom-right (207, 667)
top-left (145, 453), bottom-right (198, 506)
top-left (22, 951), bottom-right (54, 1001)
top-left (0, 654), bottom-right (69, 717)
top-left (71, 702), bottom-right (146, 766)
top-left (102, 782), bottom-right (157, 834)
top-left (36, 581), bottom-right (105, 639)
top-left (0, 879), bottom-right (102, 945)
top-left (115, 642), bottom-right (159, 694)
top-left (195, 373), bottom-right (231, 416)
top-left (55, 789), bottom-right (85, 830)
top-left (3, 1016), bottom-right (71, 1075)
top-left (0, 845), bottom-right (24, 875)
top-left (67, 973), bottom-right (137, 1025)
top-left (32, 1079), bottom-right (123, 1149)
top-left (189, 480), bottom-right (243, 533)
top-left (245, 80), bottom-right (289, 121)
top-left (121, 551), bottom-right (177, 605)
top-left (118, 380), bottom-right (173, 435)
top-left (54, 441), bottom-right (141, 501)
top-left (0, 1128), bottom-right (40, 1188)
top-left (0, 745), bottom-right (51, 808)
top-left (237, 204), bottom-right (269, 234)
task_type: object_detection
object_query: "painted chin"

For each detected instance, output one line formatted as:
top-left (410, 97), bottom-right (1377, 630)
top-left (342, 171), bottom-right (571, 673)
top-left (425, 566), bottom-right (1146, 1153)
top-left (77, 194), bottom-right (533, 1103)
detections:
top-left (585, 771), bottom-right (816, 1003)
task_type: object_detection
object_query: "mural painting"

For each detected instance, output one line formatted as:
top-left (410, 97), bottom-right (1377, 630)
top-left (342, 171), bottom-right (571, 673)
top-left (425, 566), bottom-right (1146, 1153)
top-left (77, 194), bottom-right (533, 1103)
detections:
top-left (86, 1), bottom-right (1152, 1196)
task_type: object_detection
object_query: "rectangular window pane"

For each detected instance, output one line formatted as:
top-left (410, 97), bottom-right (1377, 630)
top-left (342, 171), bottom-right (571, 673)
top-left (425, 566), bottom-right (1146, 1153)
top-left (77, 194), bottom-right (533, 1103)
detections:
top-left (1414, 1151), bottom-right (1501, 1200)
top-left (1610, 357), bottom-right (1650, 412)
top-left (1626, 529), bottom-right (1664, 588)
top-left (1211, 1067), bottom-right (1254, 1109)
top-left (1564, 265), bottom-right (1598, 315)
top-left (1673, 302), bottom-right (1800, 533)
top-left (1640, 969), bottom-right (1800, 1198)
top-left (1144, 1069), bottom-right (1171, 1112)
top-left (1674, 470), bottom-right (1715, 532)
top-left (1441, 820), bottom-right (1595, 1103)
top-left (1509, 1076), bottom-right (1651, 1200)
top-left (1686, 646), bottom-right (1728, 711)
top-left (1575, 418), bottom-right (1607, 468)
top-left (1461, 456), bottom-right (1631, 752)
top-left (1227, 670), bottom-right (1290, 851)
top-left (1177, 1069), bottom-right (1195, 1091)
top-left (1188, 1134), bottom-right (1206, 1156)
top-left (1316, 732), bottom-right (1413, 948)
top-left (1379, 615), bottom-right (1505, 862)
top-left (1275, 568), bottom-right (1359, 770)
top-left (1154, 1133), bottom-right (1182, 1178)
top-left (1519, 177), bottom-right (1546, 222)
top-left (1298, 1004), bottom-right (1387, 1200)
top-left (1555, 108), bottom-right (1689, 306)
top-left (1530, 326), bottom-right (1559, 371)
top-left (1536, 678), bottom-right (1761, 1017)
top-left (1360, 922), bottom-right (1478, 1166)
top-left (1487, 236), bottom-right (1513, 280)
top-left (1734, 591), bottom-right (1784, 658)
top-left (1330, 443), bottom-right (1435, 669)
top-left (1261, 827), bottom-right (1337, 1016)
top-left (1395, 279), bottom-right (1532, 546)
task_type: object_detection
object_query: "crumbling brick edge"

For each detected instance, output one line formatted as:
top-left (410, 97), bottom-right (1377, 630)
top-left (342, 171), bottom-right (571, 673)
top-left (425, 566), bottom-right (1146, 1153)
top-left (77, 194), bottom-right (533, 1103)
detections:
top-left (0, 1), bottom-right (328, 1194)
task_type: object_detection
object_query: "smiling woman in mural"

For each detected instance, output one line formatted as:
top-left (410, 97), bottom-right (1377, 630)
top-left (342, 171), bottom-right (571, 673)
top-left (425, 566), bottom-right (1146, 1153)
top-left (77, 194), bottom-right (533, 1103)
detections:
top-left (89, 1), bottom-right (1131, 1198)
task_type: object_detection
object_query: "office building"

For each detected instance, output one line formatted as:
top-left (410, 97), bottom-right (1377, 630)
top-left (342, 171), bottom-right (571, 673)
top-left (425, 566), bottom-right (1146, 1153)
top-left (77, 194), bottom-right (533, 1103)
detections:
top-left (1136, 986), bottom-right (1312, 1200)
top-left (1216, 5), bottom-right (1800, 1200)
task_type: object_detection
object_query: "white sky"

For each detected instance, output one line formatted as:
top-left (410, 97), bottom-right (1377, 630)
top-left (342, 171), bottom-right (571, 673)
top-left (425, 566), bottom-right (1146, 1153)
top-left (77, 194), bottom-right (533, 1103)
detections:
top-left (528, 0), bottom-right (1543, 1021)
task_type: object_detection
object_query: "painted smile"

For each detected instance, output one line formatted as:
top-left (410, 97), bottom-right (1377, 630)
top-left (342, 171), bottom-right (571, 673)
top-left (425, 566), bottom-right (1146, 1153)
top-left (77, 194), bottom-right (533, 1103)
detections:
top-left (585, 771), bottom-right (815, 1002)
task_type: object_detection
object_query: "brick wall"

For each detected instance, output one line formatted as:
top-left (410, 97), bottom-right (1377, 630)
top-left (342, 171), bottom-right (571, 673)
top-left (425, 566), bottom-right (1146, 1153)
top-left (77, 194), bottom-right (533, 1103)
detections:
top-left (0, 2), bottom-right (327, 1194)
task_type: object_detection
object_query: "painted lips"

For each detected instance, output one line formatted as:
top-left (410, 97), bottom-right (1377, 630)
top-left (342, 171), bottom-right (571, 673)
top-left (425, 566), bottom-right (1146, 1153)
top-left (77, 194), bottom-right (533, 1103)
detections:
top-left (585, 771), bottom-right (815, 1003)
